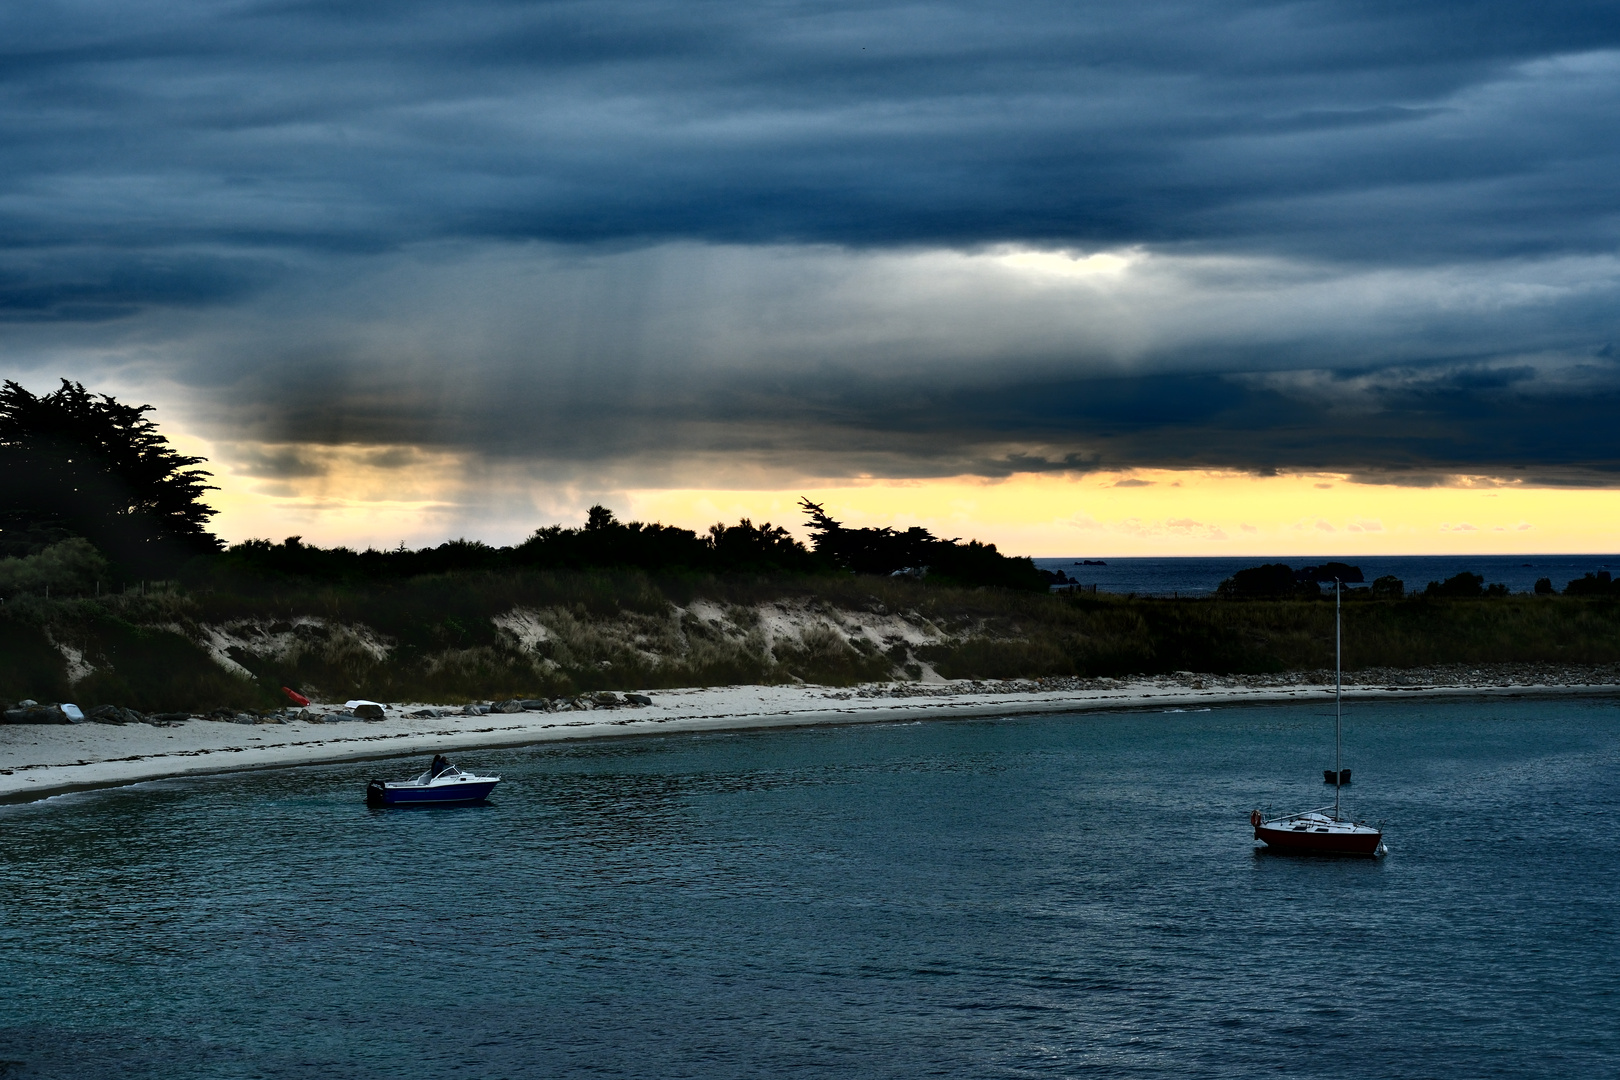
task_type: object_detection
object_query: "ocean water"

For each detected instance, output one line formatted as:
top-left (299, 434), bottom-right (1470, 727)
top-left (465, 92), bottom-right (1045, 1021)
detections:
top-left (1031, 554), bottom-right (1620, 596)
top-left (2, 697), bottom-right (1618, 1079)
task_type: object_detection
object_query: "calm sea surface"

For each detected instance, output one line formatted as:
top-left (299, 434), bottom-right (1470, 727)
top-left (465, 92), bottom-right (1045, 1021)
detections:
top-left (1031, 554), bottom-right (1620, 596)
top-left (3, 697), bottom-right (1618, 1079)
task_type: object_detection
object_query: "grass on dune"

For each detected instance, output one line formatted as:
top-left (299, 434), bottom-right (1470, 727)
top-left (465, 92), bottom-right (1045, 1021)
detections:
top-left (4, 570), bottom-right (1619, 711)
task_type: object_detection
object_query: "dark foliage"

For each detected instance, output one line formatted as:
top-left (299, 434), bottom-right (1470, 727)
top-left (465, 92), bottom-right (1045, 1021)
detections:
top-left (8, 573), bottom-right (1620, 710)
top-left (798, 498), bottom-right (1046, 591)
top-left (1424, 571), bottom-right (1486, 598)
top-left (517, 507), bottom-right (815, 575)
top-left (1564, 571), bottom-right (1619, 597)
top-left (0, 616), bottom-right (71, 703)
top-left (1217, 563), bottom-right (1302, 598)
top-left (1535, 577), bottom-right (1555, 595)
top-left (212, 535), bottom-right (514, 584)
top-left (0, 380), bottom-right (219, 575)
top-left (1370, 575), bottom-right (1405, 599)
top-left (1216, 561), bottom-right (1366, 599)
top-left (1297, 562), bottom-right (1365, 584)
top-left (209, 508), bottom-right (817, 585)
top-left (210, 501), bottom-right (1045, 592)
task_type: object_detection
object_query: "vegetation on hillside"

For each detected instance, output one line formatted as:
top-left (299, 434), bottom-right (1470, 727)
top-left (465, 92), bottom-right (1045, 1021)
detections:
top-left (4, 566), bottom-right (1619, 713)
top-left (3, 377), bottom-right (1618, 714)
top-left (206, 501), bottom-right (1048, 591)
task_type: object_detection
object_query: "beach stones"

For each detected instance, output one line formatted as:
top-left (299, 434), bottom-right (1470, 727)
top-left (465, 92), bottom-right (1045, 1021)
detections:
top-left (624, 693), bottom-right (653, 706)
top-left (490, 700), bottom-right (525, 714)
top-left (2, 704), bottom-right (71, 724)
top-left (88, 705), bottom-right (146, 724)
top-left (351, 702), bottom-right (386, 721)
top-left (592, 692), bottom-right (622, 707)
top-left (462, 704), bottom-right (490, 715)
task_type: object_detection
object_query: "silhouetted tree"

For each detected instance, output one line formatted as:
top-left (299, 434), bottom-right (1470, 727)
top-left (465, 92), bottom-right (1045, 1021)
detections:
top-left (1297, 562), bottom-right (1365, 584)
top-left (1424, 571), bottom-right (1485, 598)
top-left (706, 518), bottom-right (813, 573)
top-left (0, 379), bottom-right (219, 574)
top-left (1370, 575), bottom-right (1405, 600)
top-left (798, 498), bottom-right (1045, 590)
top-left (1217, 564), bottom-right (1309, 598)
top-left (1564, 571), bottom-right (1617, 597)
top-left (1534, 577), bottom-right (1555, 595)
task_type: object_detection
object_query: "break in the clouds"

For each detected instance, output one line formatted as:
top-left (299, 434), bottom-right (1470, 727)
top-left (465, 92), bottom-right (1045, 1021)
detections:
top-left (3, 0), bottom-right (1620, 491)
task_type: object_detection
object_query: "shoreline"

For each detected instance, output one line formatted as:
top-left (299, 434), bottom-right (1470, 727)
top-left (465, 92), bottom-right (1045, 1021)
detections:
top-left (5, 678), bottom-right (1620, 806)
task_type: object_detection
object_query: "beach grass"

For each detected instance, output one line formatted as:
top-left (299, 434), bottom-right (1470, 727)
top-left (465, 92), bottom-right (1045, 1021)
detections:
top-left (4, 571), bottom-right (1619, 711)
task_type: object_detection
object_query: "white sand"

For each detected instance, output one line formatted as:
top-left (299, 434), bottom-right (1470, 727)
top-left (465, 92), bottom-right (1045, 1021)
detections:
top-left (5, 678), bottom-right (1618, 804)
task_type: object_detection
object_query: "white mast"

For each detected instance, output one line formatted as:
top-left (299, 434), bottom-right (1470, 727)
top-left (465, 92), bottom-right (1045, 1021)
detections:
top-left (1334, 578), bottom-right (1343, 819)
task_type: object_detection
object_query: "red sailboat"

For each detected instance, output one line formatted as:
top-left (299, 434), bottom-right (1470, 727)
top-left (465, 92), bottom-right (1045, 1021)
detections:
top-left (1251, 580), bottom-right (1385, 856)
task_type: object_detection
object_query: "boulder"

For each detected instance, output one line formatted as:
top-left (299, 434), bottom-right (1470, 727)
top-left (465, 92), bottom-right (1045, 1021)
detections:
top-left (624, 693), bottom-right (653, 706)
top-left (462, 703), bottom-right (490, 716)
top-left (2, 704), bottom-right (70, 724)
top-left (592, 692), bottom-right (622, 707)
top-left (519, 698), bottom-right (551, 711)
top-left (88, 705), bottom-right (146, 725)
top-left (490, 699), bottom-right (525, 714)
top-left (351, 702), bottom-right (386, 721)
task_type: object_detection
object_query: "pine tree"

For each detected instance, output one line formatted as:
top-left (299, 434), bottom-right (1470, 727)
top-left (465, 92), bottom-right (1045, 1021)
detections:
top-left (0, 379), bottom-right (220, 574)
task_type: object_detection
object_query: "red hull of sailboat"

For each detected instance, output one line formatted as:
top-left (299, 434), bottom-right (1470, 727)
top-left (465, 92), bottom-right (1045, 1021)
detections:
top-left (1254, 825), bottom-right (1382, 855)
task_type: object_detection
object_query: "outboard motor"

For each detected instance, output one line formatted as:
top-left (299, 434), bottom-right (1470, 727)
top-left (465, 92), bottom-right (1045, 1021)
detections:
top-left (365, 779), bottom-right (388, 807)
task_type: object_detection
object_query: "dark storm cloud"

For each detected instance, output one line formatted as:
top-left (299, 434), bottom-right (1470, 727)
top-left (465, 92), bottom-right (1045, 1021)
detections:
top-left (5, 0), bottom-right (1620, 272)
top-left (3, 0), bottom-right (1620, 483)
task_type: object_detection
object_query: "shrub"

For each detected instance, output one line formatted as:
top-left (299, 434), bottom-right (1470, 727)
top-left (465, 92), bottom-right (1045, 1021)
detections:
top-left (1565, 571), bottom-right (1617, 597)
top-left (1425, 572), bottom-right (1484, 598)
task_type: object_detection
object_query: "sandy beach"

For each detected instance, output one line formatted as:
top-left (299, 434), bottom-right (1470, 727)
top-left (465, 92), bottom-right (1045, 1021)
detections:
top-left (6, 670), bottom-right (1619, 804)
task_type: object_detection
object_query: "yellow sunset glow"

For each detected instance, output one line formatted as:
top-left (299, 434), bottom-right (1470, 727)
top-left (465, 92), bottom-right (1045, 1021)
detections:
top-left (188, 428), bottom-right (1620, 554)
top-left (624, 471), bottom-right (1620, 556)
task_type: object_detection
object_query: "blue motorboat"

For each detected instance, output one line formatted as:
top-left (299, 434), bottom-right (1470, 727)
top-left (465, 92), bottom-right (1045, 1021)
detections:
top-left (365, 759), bottom-right (500, 806)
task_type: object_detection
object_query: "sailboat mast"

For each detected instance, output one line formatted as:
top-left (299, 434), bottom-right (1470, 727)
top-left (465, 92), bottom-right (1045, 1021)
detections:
top-left (1335, 578), bottom-right (1343, 818)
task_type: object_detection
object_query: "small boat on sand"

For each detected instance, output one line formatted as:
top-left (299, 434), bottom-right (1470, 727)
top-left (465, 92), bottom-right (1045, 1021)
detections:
top-left (366, 757), bottom-right (499, 807)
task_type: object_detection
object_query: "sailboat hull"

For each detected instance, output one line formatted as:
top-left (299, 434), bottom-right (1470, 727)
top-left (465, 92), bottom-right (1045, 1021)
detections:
top-left (1255, 820), bottom-right (1382, 855)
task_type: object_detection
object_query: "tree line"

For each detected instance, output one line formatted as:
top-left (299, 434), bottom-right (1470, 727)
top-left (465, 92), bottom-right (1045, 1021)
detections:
top-left (1216, 562), bottom-right (1617, 599)
top-left (0, 380), bottom-right (1049, 592)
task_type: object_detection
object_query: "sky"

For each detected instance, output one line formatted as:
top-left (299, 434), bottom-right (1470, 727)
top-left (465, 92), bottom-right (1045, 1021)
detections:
top-left (4, 0), bottom-right (1620, 555)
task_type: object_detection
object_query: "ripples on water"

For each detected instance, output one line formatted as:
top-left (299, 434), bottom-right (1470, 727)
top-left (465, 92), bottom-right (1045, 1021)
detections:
top-left (2, 698), bottom-right (1617, 1078)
